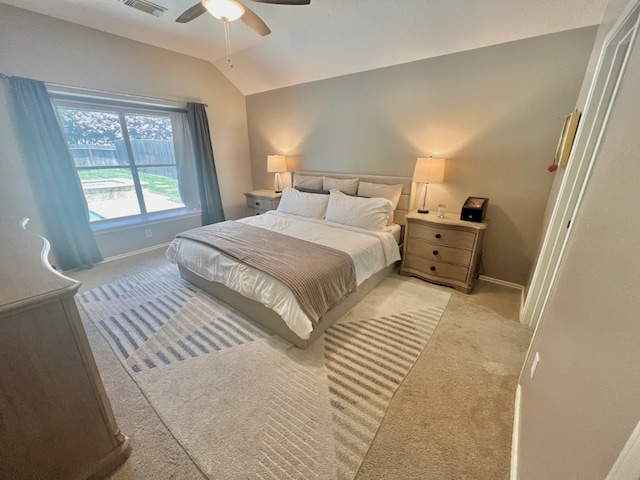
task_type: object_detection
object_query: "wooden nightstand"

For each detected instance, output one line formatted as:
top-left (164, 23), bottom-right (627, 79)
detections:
top-left (244, 190), bottom-right (281, 216)
top-left (400, 210), bottom-right (487, 293)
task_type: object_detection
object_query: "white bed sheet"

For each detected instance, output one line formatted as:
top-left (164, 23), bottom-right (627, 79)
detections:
top-left (166, 211), bottom-right (401, 340)
top-left (383, 223), bottom-right (402, 244)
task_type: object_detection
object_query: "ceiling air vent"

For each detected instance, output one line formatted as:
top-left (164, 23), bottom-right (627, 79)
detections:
top-left (123, 0), bottom-right (167, 17)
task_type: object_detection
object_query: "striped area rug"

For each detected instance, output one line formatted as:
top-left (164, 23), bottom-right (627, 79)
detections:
top-left (79, 264), bottom-right (451, 480)
top-left (79, 264), bottom-right (272, 372)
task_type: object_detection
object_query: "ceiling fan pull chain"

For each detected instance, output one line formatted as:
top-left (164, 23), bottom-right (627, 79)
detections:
top-left (223, 18), bottom-right (233, 68)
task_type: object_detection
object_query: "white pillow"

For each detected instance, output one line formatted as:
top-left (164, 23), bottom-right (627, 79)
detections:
top-left (357, 182), bottom-right (403, 208)
top-left (325, 189), bottom-right (393, 231)
top-left (276, 187), bottom-right (329, 219)
top-left (323, 176), bottom-right (359, 195)
top-left (293, 174), bottom-right (323, 190)
top-left (357, 182), bottom-right (404, 225)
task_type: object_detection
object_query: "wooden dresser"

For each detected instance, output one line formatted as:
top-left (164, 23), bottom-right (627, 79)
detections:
top-left (400, 210), bottom-right (487, 293)
top-left (0, 218), bottom-right (131, 479)
top-left (244, 190), bottom-right (282, 216)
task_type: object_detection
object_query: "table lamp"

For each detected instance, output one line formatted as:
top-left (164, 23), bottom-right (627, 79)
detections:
top-left (413, 157), bottom-right (445, 213)
top-left (267, 155), bottom-right (287, 193)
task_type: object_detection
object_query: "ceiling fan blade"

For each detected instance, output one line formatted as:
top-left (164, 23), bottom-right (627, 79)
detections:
top-left (175, 2), bottom-right (207, 23)
top-left (249, 0), bottom-right (310, 5)
top-left (240, 3), bottom-right (272, 36)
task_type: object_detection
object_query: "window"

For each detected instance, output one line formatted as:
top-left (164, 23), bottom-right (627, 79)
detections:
top-left (53, 97), bottom-right (198, 225)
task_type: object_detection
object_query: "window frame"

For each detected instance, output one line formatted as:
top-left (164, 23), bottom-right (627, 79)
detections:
top-left (51, 94), bottom-right (199, 230)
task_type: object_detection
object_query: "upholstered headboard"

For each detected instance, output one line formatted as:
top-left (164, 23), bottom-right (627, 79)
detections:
top-left (292, 171), bottom-right (414, 226)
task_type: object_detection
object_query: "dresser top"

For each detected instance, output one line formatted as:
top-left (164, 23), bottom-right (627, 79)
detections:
top-left (0, 218), bottom-right (80, 313)
top-left (405, 210), bottom-right (488, 230)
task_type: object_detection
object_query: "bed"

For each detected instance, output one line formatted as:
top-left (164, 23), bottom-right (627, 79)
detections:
top-left (167, 171), bottom-right (413, 348)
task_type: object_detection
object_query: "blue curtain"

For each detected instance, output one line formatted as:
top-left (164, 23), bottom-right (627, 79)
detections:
top-left (187, 102), bottom-right (225, 225)
top-left (5, 76), bottom-right (103, 270)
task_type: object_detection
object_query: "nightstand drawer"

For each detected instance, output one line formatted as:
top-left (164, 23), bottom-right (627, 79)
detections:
top-left (406, 240), bottom-right (472, 266)
top-left (246, 207), bottom-right (264, 216)
top-left (245, 197), bottom-right (273, 210)
top-left (408, 223), bottom-right (476, 249)
top-left (404, 254), bottom-right (469, 282)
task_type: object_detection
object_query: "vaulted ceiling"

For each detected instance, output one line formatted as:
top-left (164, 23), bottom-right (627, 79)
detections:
top-left (1, 0), bottom-right (608, 95)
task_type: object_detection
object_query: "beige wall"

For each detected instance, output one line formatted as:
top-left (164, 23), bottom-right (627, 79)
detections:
top-left (516, 0), bottom-right (640, 477)
top-left (245, 28), bottom-right (597, 285)
top-left (0, 4), bottom-right (252, 258)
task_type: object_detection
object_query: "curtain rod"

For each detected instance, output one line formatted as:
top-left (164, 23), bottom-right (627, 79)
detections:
top-left (46, 82), bottom-right (208, 108)
top-left (0, 73), bottom-right (207, 107)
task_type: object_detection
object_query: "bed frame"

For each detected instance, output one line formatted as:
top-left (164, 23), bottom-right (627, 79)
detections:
top-left (178, 171), bottom-right (414, 349)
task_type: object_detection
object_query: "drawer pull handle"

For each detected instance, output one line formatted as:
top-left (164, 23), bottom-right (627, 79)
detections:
top-left (433, 250), bottom-right (438, 255)
top-left (435, 233), bottom-right (441, 239)
top-left (430, 266), bottom-right (436, 272)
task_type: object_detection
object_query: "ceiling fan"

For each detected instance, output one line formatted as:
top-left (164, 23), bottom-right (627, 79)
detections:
top-left (176, 0), bottom-right (311, 37)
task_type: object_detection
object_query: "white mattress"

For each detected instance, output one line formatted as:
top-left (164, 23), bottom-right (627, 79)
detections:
top-left (166, 211), bottom-right (401, 340)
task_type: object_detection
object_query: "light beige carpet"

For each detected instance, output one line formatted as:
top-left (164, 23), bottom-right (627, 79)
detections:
top-left (78, 264), bottom-right (451, 480)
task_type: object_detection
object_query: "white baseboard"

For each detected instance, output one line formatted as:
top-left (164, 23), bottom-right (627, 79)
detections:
top-left (479, 275), bottom-right (526, 316)
top-left (102, 243), bottom-right (170, 263)
top-left (510, 384), bottom-right (522, 480)
top-left (479, 275), bottom-right (524, 291)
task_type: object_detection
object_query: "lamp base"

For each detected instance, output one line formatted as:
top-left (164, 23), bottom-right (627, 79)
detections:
top-left (417, 209), bottom-right (430, 214)
top-left (274, 172), bottom-right (283, 194)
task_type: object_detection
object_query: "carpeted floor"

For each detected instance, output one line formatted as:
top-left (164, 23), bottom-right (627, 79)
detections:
top-left (70, 246), bottom-right (532, 479)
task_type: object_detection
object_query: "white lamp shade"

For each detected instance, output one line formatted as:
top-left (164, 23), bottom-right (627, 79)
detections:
top-left (267, 155), bottom-right (287, 173)
top-left (413, 157), bottom-right (445, 184)
top-left (203, 0), bottom-right (244, 21)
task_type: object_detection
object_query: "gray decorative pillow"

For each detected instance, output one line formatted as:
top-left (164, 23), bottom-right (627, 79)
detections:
top-left (293, 174), bottom-right (323, 190)
top-left (322, 176), bottom-right (359, 195)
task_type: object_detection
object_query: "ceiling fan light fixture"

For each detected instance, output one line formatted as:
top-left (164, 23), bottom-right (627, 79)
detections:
top-left (202, 0), bottom-right (245, 21)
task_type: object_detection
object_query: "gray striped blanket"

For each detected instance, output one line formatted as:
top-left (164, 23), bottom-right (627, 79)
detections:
top-left (176, 221), bottom-right (357, 325)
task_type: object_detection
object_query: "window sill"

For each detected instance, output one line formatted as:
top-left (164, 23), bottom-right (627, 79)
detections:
top-left (90, 208), bottom-right (201, 234)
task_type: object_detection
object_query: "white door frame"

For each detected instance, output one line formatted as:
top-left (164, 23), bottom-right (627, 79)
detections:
top-left (606, 420), bottom-right (640, 480)
top-left (520, 0), bottom-right (640, 330)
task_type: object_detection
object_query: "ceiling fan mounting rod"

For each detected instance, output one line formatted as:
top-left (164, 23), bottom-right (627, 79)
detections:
top-left (223, 18), bottom-right (234, 68)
